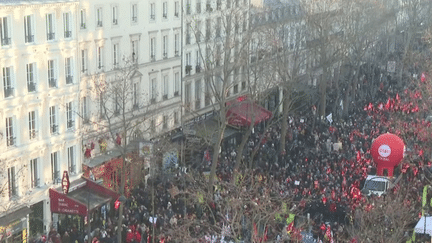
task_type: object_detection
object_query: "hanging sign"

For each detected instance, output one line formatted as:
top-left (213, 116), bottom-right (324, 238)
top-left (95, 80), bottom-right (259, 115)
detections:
top-left (62, 171), bottom-right (70, 194)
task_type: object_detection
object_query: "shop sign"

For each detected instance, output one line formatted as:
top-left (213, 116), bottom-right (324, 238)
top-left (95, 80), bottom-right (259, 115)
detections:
top-left (0, 219), bottom-right (26, 240)
top-left (62, 171), bottom-right (70, 194)
top-left (49, 189), bottom-right (87, 216)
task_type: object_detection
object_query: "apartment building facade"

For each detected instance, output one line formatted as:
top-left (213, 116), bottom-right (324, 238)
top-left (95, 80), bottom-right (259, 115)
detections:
top-left (182, 0), bottom-right (251, 124)
top-left (0, 0), bottom-right (80, 241)
top-left (0, 0), bottom-right (182, 240)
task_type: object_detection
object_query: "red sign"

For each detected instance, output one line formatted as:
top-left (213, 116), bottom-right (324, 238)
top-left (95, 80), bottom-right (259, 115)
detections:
top-left (49, 189), bottom-right (87, 216)
top-left (370, 133), bottom-right (405, 176)
top-left (62, 171), bottom-right (70, 194)
top-left (114, 199), bottom-right (120, 210)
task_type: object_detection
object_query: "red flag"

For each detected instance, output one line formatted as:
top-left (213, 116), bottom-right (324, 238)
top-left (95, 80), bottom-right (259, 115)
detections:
top-left (385, 98), bottom-right (390, 110)
top-left (421, 72), bottom-right (426, 82)
top-left (325, 225), bottom-right (332, 241)
top-left (396, 93), bottom-right (400, 101)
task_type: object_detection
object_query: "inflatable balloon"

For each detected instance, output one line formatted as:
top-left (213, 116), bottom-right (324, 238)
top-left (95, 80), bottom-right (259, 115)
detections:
top-left (370, 133), bottom-right (405, 176)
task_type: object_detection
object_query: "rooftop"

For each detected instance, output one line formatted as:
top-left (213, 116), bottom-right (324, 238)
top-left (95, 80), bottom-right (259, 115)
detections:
top-left (0, 0), bottom-right (77, 6)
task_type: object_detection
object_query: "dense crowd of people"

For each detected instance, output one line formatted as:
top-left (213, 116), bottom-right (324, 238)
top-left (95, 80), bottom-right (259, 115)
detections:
top-left (30, 67), bottom-right (431, 242)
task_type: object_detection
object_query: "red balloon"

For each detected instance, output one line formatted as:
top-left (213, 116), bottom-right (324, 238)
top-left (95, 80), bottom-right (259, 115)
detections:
top-left (370, 133), bottom-right (405, 176)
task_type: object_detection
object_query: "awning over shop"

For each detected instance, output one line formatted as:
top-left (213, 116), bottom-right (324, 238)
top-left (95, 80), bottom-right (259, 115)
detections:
top-left (194, 118), bottom-right (239, 144)
top-left (50, 177), bottom-right (119, 216)
top-left (0, 206), bottom-right (31, 227)
top-left (226, 97), bottom-right (272, 127)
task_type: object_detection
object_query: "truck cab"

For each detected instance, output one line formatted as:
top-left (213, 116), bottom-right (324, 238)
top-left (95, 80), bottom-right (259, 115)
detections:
top-left (361, 175), bottom-right (393, 197)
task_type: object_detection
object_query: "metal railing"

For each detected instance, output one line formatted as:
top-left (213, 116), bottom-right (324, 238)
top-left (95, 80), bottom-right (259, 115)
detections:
top-left (64, 31), bottom-right (72, 38)
top-left (50, 125), bottom-right (58, 134)
top-left (49, 78), bottom-right (57, 88)
top-left (6, 137), bottom-right (15, 146)
top-left (67, 120), bottom-right (74, 129)
top-left (1, 37), bottom-right (10, 46)
top-left (28, 82), bottom-right (36, 92)
top-left (25, 35), bottom-right (34, 43)
top-left (4, 87), bottom-right (14, 98)
top-left (47, 32), bottom-right (55, 40)
top-left (66, 75), bottom-right (73, 84)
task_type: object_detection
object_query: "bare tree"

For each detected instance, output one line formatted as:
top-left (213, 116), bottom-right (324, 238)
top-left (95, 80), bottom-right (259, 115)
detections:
top-left (82, 59), bottom-right (151, 243)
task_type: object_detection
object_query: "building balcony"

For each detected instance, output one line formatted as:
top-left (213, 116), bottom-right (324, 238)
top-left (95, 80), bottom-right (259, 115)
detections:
top-left (29, 130), bottom-right (38, 140)
top-left (4, 87), bottom-right (14, 98)
top-left (186, 65), bottom-right (192, 75)
top-left (28, 82), bottom-right (36, 92)
top-left (47, 32), bottom-right (55, 41)
top-left (64, 31), bottom-right (72, 38)
top-left (66, 75), bottom-right (73, 84)
top-left (1, 37), bottom-right (11, 46)
top-left (6, 137), bottom-right (16, 146)
top-left (25, 35), bottom-right (34, 43)
top-left (49, 78), bottom-right (57, 88)
top-left (50, 125), bottom-right (58, 134)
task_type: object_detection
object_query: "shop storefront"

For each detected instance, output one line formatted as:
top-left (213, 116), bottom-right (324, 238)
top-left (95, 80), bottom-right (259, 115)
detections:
top-left (49, 177), bottom-right (118, 233)
top-left (82, 149), bottom-right (144, 197)
top-left (0, 206), bottom-right (31, 243)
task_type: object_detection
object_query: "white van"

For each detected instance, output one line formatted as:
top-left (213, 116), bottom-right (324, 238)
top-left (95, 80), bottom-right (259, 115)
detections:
top-left (361, 175), bottom-right (393, 197)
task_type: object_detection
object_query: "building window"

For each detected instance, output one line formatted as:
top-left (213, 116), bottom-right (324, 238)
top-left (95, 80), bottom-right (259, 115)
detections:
top-left (81, 49), bottom-right (87, 73)
top-left (132, 4), bottom-right (138, 22)
top-left (0, 17), bottom-right (11, 46)
top-left (66, 101), bottom-right (74, 129)
top-left (151, 78), bottom-right (157, 103)
top-left (131, 40), bottom-right (138, 63)
top-left (133, 83), bottom-right (138, 108)
top-left (163, 75), bottom-right (168, 99)
top-left (80, 9), bottom-right (86, 29)
top-left (206, 19), bottom-right (211, 41)
top-left (186, 0), bottom-right (191, 15)
top-left (48, 60), bottom-right (57, 88)
top-left (8, 166), bottom-right (17, 198)
top-left (112, 6), bottom-right (118, 25)
top-left (5, 116), bottom-right (15, 146)
top-left (195, 79), bottom-right (201, 110)
top-left (205, 77), bottom-right (211, 106)
top-left (46, 14), bottom-right (55, 41)
top-left (30, 159), bottom-right (39, 188)
top-left (68, 146), bottom-right (76, 174)
top-left (163, 2), bottom-right (168, 19)
top-left (97, 46), bottom-right (104, 69)
top-left (113, 43), bottom-right (119, 68)
top-left (186, 23), bottom-right (191, 45)
top-left (63, 13), bottom-right (72, 38)
top-left (196, 0), bottom-right (201, 13)
top-left (150, 3), bottom-right (155, 20)
top-left (27, 63), bottom-right (36, 92)
top-left (186, 53), bottom-right (192, 75)
top-left (174, 72), bottom-right (179, 96)
top-left (114, 91), bottom-right (119, 115)
top-left (29, 111), bottom-right (37, 140)
top-left (150, 119), bottom-right (155, 133)
top-left (150, 37), bottom-right (156, 61)
top-left (175, 1), bottom-right (179, 17)
top-left (96, 7), bottom-right (103, 27)
top-left (163, 35), bottom-right (168, 58)
top-left (174, 34), bottom-right (179, 56)
top-left (99, 93), bottom-right (106, 119)
top-left (185, 83), bottom-right (191, 110)
top-left (49, 106), bottom-right (58, 134)
top-left (174, 111), bottom-right (179, 125)
top-left (51, 152), bottom-right (60, 184)
top-left (24, 15), bottom-right (34, 43)
top-left (163, 115), bottom-right (168, 129)
top-left (82, 96), bottom-right (89, 123)
top-left (3, 67), bottom-right (13, 98)
top-left (65, 57), bottom-right (73, 84)
top-left (196, 21), bottom-right (201, 43)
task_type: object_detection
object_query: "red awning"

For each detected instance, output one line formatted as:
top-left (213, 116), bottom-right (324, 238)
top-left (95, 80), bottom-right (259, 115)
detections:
top-left (226, 99), bottom-right (272, 127)
top-left (49, 177), bottom-right (119, 216)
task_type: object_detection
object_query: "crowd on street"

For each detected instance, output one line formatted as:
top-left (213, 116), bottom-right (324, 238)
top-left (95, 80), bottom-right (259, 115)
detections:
top-left (30, 68), bottom-right (431, 243)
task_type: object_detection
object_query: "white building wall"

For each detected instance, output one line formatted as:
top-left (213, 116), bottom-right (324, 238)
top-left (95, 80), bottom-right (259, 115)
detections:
top-left (0, 0), bottom-right (81, 235)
